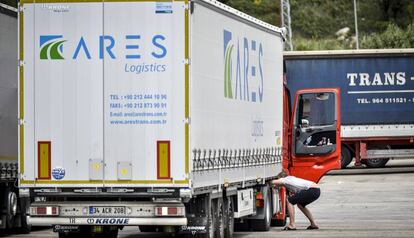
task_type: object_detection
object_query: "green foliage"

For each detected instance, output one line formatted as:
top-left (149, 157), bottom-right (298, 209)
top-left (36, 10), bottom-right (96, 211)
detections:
top-left (218, 0), bottom-right (280, 26)
top-left (361, 23), bottom-right (414, 49)
top-left (218, 0), bottom-right (414, 50)
top-left (290, 0), bottom-right (354, 39)
top-left (294, 38), bottom-right (343, 51)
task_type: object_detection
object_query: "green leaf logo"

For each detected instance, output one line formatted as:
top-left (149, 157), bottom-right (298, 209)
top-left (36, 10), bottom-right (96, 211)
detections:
top-left (40, 35), bottom-right (66, 60)
top-left (224, 43), bottom-right (233, 99)
top-left (224, 30), bottom-right (233, 99)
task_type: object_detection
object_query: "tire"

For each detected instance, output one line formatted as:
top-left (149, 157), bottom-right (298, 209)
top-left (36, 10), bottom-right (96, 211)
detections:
top-left (4, 189), bottom-right (17, 228)
top-left (205, 198), bottom-right (216, 238)
top-left (250, 187), bottom-right (271, 231)
top-left (341, 145), bottom-right (352, 169)
top-left (365, 158), bottom-right (389, 168)
top-left (214, 198), bottom-right (225, 238)
top-left (18, 213), bottom-right (31, 234)
top-left (18, 197), bottom-right (31, 234)
top-left (224, 196), bottom-right (234, 238)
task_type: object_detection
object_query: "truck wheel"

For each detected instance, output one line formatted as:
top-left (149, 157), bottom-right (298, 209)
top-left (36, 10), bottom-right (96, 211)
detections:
top-left (365, 158), bottom-right (389, 168)
top-left (18, 197), bottom-right (32, 234)
top-left (18, 214), bottom-right (31, 234)
top-left (224, 196), bottom-right (234, 238)
top-left (341, 145), bottom-right (352, 169)
top-left (215, 198), bottom-right (224, 238)
top-left (250, 187), bottom-right (271, 231)
top-left (4, 189), bottom-right (17, 228)
top-left (205, 198), bottom-right (216, 238)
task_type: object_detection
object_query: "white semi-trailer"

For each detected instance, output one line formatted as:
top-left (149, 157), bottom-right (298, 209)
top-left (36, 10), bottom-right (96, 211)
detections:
top-left (18, 0), bottom-right (341, 237)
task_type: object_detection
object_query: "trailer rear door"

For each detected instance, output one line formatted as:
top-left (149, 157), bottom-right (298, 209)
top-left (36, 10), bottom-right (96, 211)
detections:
top-left (20, 1), bottom-right (188, 187)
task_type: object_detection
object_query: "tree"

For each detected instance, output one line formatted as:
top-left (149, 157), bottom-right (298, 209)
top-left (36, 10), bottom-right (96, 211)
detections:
top-left (361, 23), bottom-right (414, 49)
top-left (218, 0), bottom-right (280, 26)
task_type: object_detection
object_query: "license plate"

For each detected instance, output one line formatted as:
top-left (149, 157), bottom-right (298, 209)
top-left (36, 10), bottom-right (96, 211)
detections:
top-left (89, 206), bottom-right (126, 216)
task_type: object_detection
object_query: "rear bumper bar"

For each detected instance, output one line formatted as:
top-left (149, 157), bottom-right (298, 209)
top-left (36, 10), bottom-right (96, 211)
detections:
top-left (29, 217), bottom-right (187, 226)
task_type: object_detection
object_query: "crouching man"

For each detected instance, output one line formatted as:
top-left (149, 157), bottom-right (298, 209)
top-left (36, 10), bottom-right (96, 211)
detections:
top-left (272, 171), bottom-right (321, 230)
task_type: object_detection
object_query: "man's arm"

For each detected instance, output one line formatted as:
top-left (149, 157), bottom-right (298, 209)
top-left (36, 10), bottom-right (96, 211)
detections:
top-left (271, 178), bottom-right (284, 187)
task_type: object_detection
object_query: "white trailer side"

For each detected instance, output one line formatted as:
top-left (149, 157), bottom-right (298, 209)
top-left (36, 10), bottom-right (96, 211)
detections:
top-left (190, 1), bottom-right (284, 190)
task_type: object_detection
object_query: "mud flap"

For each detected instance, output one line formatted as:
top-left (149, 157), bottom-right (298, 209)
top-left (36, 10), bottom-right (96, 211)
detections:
top-left (180, 217), bottom-right (208, 235)
top-left (53, 225), bottom-right (80, 233)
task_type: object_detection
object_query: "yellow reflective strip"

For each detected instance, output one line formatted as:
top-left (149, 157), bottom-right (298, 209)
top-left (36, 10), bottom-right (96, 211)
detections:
top-left (19, 126), bottom-right (24, 174)
top-left (19, 66), bottom-right (24, 119)
top-left (38, 142), bottom-right (51, 179)
top-left (185, 123), bottom-right (189, 173)
top-left (21, 179), bottom-right (189, 184)
top-left (19, 10), bottom-right (25, 174)
top-left (158, 141), bottom-right (170, 179)
top-left (0, 157), bottom-right (17, 161)
top-left (184, 2), bottom-right (189, 174)
top-left (19, 12), bottom-right (23, 60)
top-left (20, 0), bottom-right (34, 4)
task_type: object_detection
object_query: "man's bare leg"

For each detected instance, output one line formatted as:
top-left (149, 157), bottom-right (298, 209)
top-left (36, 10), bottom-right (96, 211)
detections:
top-left (297, 204), bottom-right (318, 228)
top-left (286, 201), bottom-right (296, 229)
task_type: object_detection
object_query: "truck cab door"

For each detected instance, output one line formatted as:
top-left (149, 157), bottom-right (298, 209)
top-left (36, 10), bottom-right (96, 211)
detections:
top-left (289, 89), bottom-right (341, 183)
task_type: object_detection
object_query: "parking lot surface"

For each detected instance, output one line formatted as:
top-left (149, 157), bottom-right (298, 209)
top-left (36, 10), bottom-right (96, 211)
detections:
top-left (2, 159), bottom-right (414, 238)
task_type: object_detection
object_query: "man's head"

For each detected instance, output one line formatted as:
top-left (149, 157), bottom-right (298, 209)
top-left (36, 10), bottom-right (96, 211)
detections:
top-left (276, 170), bottom-right (288, 179)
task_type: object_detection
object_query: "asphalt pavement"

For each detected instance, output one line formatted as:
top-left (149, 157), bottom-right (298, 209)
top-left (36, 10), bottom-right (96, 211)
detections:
top-left (2, 159), bottom-right (414, 238)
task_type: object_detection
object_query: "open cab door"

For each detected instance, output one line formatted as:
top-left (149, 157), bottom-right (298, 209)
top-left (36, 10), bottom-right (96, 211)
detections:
top-left (289, 89), bottom-right (341, 183)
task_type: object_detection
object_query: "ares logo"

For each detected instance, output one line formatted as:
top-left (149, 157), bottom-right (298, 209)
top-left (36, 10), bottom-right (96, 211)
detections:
top-left (224, 31), bottom-right (234, 99)
top-left (223, 30), bottom-right (264, 103)
top-left (40, 35), bottom-right (66, 60)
